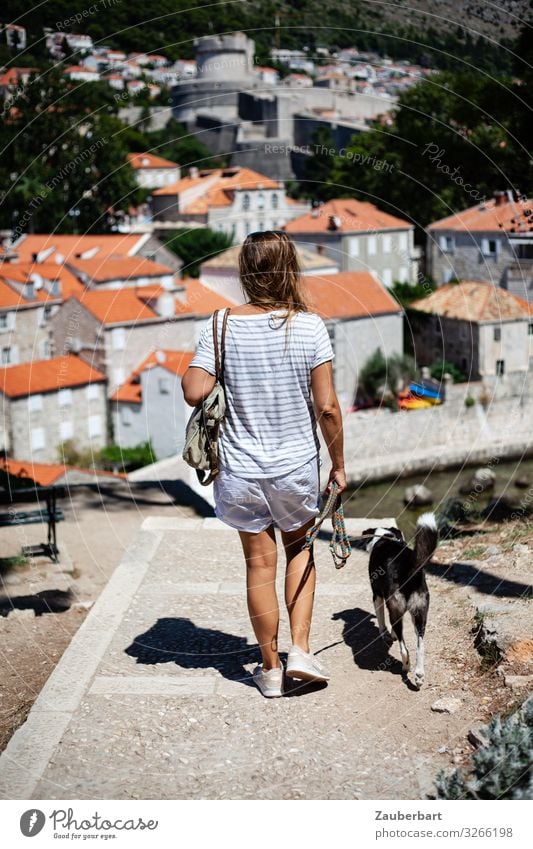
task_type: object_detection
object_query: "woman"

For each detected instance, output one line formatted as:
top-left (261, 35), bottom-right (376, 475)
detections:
top-left (181, 231), bottom-right (346, 698)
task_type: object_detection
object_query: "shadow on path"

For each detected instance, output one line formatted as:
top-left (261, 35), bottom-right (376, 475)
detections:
top-left (331, 607), bottom-right (418, 691)
top-left (0, 588), bottom-right (73, 617)
top-left (428, 561), bottom-right (532, 599)
top-left (125, 617), bottom-right (257, 687)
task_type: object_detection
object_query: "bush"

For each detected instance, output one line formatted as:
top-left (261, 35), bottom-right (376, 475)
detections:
top-left (99, 442), bottom-right (156, 472)
top-left (430, 360), bottom-right (466, 383)
top-left (435, 698), bottom-right (533, 799)
top-left (464, 394), bottom-right (476, 407)
top-left (167, 228), bottom-right (234, 278)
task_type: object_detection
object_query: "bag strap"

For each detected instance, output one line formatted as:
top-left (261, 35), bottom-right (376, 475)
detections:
top-left (212, 308), bottom-right (231, 383)
top-left (301, 481), bottom-right (352, 569)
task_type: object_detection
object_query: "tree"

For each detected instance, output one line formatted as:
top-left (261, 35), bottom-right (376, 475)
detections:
top-left (0, 68), bottom-right (137, 233)
top-left (358, 348), bottom-right (416, 407)
top-left (167, 228), bottom-right (234, 278)
top-left (300, 126), bottom-right (338, 201)
top-left (143, 119), bottom-right (218, 169)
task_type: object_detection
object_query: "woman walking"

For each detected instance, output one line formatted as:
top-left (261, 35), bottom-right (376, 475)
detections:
top-left (181, 231), bottom-right (346, 697)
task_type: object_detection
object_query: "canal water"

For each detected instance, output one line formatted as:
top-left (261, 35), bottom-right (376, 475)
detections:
top-left (343, 457), bottom-right (533, 541)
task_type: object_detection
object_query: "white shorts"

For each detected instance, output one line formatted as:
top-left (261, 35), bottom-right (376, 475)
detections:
top-left (213, 455), bottom-right (321, 533)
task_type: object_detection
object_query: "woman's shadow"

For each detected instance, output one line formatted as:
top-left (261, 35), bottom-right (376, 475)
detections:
top-left (331, 607), bottom-right (418, 691)
top-left (125, 617), bottom-right (257, 687)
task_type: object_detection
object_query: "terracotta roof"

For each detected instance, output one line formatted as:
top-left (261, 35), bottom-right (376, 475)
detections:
top-left (303, 272), bottom-right (402, 320)
top-left (284, 199), bottom-right (412, 234)
top-left (0, 261), bottom-right (85, 299)
top-left (0, 277), bottom-right (60, 309)
top-left (127, 152), bottom-right (178, 169)
top-left (74, 290), bottom-right (158, 324)
top-left (200, 244), bottom-right (338, 272)
top-left (152, 166), bottom-right (279, 198)
top-left (12, 234), bottom-right (146, 264)
top-left (0, 67), bottom-right (34, 86)
top-left (111, 350), bottom-right (195, 403)
top-left (0, 458), bottom-right (66, 486)
top-left (69, 256), bottom-right (173, 283)
top-left (410, 281), bottom-right (532, 322)
top-left (175, 278), bottom-right (234, 316)
top-left (428, 196), bottom-right (533, 233)
top-left (0, 355), bottom-right (106, 399)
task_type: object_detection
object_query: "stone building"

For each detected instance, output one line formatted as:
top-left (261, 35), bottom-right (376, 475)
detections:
top-left (110, 350), bottom-right (194, 458)
top-left (426, 191), bottom-right (533, 300)
top-left (284, 198), bottom-right (417, 286)
top-left (0, 355), bottom-right (107, 463)
top-left (408, 281), bottom-right (533, 382)
top-left (127, 152), bottom-right (181, 189)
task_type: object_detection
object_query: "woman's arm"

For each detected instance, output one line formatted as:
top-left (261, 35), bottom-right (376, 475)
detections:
top-left (181, 367), bottom-right (216, 407)
top-left (310, 360), bottom-right (346, 493)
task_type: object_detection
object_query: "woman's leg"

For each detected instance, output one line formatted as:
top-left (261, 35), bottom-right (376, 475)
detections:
top-left (281, 518), bottom-right (316, 653)
top-left (238, 524), bottom-right (280, 670)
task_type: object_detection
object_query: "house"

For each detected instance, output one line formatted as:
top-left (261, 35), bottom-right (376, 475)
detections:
top-left (110, 349), bottom-right (194, 458)
top-left (0, 261), bottom-right (82, 362)
top-left (408, 281), bottom-right (533, 382)
top-left (199, 243), bottom-right (339, 303)
top-left (3, 23), bottom-right (27, 50)
top-left (0, 355), bottom-right (107, 463)
top-left (0, 66), bottom-right (34, 97)
top-left (150, 166), bottom-right (309, 241)
top-left (254, 66), bottom-right (279, 86)
top-left (284, 198), bottom-right (416, 285)
top-left (66, 255), bottom-right (177, 290)
top-left (64, 65), bottom-right (100, 83)
top-left (127, 152), bottom-right (181, 189)
top-left (426, 190), bottom-right (533, 300)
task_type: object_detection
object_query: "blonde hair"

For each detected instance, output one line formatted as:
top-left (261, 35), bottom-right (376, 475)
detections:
top-left (238, 231), bottom-right (309, 326)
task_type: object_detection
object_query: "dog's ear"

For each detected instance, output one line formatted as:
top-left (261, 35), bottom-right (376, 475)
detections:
top-left (362, 527), bottom-right (376, 537)
top-left (388, 527), bottom-right (404, 541)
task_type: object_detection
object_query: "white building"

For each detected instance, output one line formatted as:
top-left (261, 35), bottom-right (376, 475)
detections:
top-left (127, 152), bottom-right (181, 189)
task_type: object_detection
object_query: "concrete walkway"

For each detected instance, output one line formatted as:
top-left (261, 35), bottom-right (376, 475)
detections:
top-left (0, 516), bottom-right (482, 800)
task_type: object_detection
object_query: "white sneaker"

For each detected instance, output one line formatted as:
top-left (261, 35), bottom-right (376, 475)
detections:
top-left (252, 663), bottom-right (284, 698)
top-left (286, 645), bottom-right (330, 682)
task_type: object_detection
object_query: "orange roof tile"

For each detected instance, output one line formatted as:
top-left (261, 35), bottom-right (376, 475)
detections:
top-left (175, 278), bottom-right (234, 316)
top-left (152, 166), bottom-right (279, 198)
top-left (12, 234), bottom-right (146, 263)
top-left (303, 272), bottom-right (402, 320)
top-left (285, 199), bottom-right (412, 234)
top-left (428, 195), bottom-right (533, 233)
top-left (74, 290), bottom-right (158, 324)
top-left (111, 349), bottom-right (195, 403)
top-left (0, 355), bottom-right (106, 399)
top-left (0, 261), bottom-right (85, 299)
top-left (69, 256), bottom-right (174, 283)
top-left (410, 281), bottom-right (531, 322)
top-left (127, 152), bottom-right (179, 169)
top-left (0, 458), bottom-right (65, 486)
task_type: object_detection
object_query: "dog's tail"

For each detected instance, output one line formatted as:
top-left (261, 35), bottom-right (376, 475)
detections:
top-left (414, 512), bottom-right (438, 569)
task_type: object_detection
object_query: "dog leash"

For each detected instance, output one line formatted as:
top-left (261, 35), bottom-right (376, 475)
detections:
top-left (302, 481), bottom-right (352, 569)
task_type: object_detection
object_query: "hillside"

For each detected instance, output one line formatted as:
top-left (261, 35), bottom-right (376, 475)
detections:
top-left (4, 0), bottom-right (531, 73)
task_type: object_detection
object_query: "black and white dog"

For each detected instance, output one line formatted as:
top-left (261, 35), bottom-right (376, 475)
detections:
top-left (362, 513), bottom-right (438, 689)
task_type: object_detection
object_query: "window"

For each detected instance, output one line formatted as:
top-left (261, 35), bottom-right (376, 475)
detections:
top-left (159, 377), bottom-right (170, 395)
top-left (31, 427), bottom-right (45, 451)
top-left (271, 193), bottom-right (278, 209)
top-left (120, 406), bottom-right (132, 426)
top-left (367, 235), bottom-right (377, 256)
top-left (399, 232), bottom-right (408, 251)
top-left (0, 314), bottom-right (9, 330)
top-left (439, 235), bottom-right (455, 253)
top-left (496, 359), bottom-right (505, 376)
top-left (382, 234), bottom-right (391, 253)
top-left (86, 383), bottom-right (99, 401)
top-left (493, 326), bottom-right (501, 341)
top-left (257, 192), bottom-right (265, 210)
top-left (59, 420), bottom-right (73, 440)
top-left (113, 368), bottom-right (125, 386)
top-left (481, 238), bottom-right (498, 257)
top-left (58, 388), bottom-right (73, 407)
top-left (88, 415), bottom-right (102, 438)
top-left (28, 394), bottom-right (43, 412)
top-left (242, 193), bottom-right (250, 211)
top-left (112, 327), bottom-right (126, 350)
top-left (529, 322), bottom-right (533, 336)
top-left (1, 347), bottom-right (11, 364)
top-left (382, 268), bottom-right (392, 287)
top-left (349, 237), bottom-right (359, 257)
top-left (399, 266), bottom-right (409, 282)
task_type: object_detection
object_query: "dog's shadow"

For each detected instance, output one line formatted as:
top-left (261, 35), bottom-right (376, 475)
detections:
top-left (331, 607), bottom-right (419, 691)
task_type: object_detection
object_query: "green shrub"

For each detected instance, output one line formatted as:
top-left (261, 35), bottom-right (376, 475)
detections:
top-left (430, 360), bottom-right (466, 383)
top-left (435, 698), bottom-right (533, 799)
top-left (465, 394), bottom-right (476, 407)
top-left (99, 442), bottom-right (156, 472)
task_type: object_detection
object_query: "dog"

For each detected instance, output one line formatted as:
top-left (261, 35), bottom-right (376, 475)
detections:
top-left (361, 513), bottom-right (438, 689)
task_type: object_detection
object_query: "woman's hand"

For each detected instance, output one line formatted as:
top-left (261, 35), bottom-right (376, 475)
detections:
top-left (325, 467), bottom-right (347, 495)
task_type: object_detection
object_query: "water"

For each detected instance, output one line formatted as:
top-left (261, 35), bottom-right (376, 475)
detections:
top-left (343, 457), bottom-right (533, 542)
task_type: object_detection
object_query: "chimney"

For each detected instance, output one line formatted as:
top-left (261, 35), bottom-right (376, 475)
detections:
top-left (494, 191), bottom-right (508, 207)
top-left (189, 166), bottom-right (199, 179)
top-left (327, 214), bottom-right (341, 231)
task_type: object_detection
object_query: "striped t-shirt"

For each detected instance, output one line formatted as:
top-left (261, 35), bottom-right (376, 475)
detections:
top-left (189, 309), bottom-right (335, 478)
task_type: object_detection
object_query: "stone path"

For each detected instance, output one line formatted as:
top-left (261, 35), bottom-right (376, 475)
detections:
top-left (0, 517), bottom-right (486, 800)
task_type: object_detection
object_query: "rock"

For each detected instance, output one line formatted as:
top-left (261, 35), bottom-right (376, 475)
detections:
top-left (3, 572), bottom-right (21, 586)
top-left (485, 545), bottom-right (502, 557)
top-left (514, 477), bottom-right (531, 489)
top-left (460, 467), bottom-right (496, 494)
top-left (503, 674), bottom-right (533, 690)
top-left (431, 696), bottom-right (462, 714)
top-left (468, 722), bottom-right (490, 748)
top-left (404, 484), bottom-right (434, 507)
top-left (482, 497), bottom-right (518, 522)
